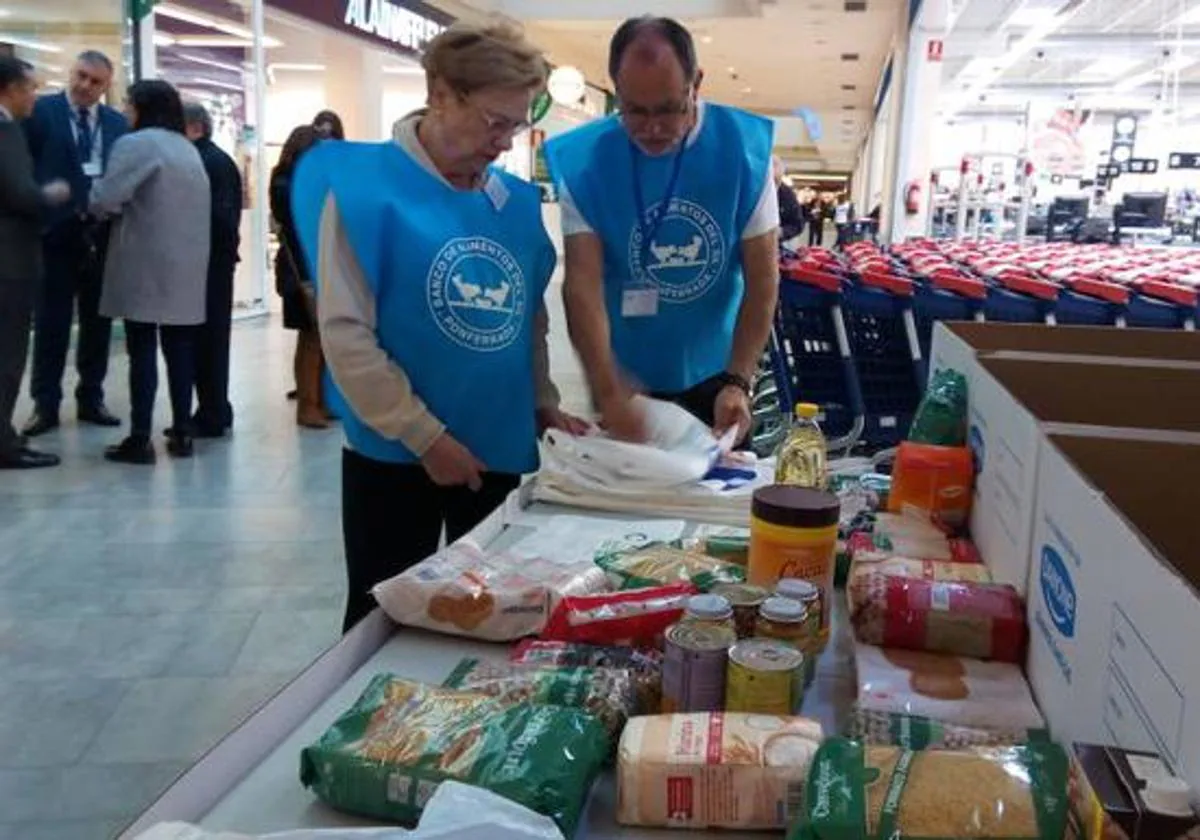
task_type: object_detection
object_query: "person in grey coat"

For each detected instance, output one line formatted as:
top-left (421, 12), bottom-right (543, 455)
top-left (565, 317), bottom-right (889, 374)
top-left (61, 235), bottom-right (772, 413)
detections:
top-left (0, 57), bottom-right (72, 469)
top-left (89, 79), bottom-right (211, 464)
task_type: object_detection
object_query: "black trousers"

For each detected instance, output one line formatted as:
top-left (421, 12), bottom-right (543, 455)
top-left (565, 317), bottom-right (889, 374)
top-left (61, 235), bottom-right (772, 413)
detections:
top-left (341, 447), bottom-right (520, 633)
top-left (193, 256), bottom-right (235, 431)
top-left (807, 221), bottom-right (824, 247)
top-left (0, 276), bottom-right (36, 455)
top-left (30, 220), bottom-right (112, 414)
top-left (125, 321), bottom-right (196, 439)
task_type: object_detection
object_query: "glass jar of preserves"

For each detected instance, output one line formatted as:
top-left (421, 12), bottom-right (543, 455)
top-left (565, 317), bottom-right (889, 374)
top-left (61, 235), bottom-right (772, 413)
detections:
top-left (681, 593), bottom-right (736, 635)
top-left (755, 596), bottom-right (810, 650)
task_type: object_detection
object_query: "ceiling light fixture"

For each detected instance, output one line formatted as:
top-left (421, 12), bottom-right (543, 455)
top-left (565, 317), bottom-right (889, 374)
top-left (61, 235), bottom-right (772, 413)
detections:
top-left (155, 3), bottom-right (255, 40)
top-left (742, 86), bottom-right (753, 94)
top-left (0, 34), bottom-right (62, 53)
top-left (175, 53), bottom-right (243, 73)
top-left (700, 34), bottom-right (713, 44)
top-left (1078, 57), bottom-right (1143, 79)
top-left (269, 62), bottom-right (326, 72)
top-left (0, 9), bottom-right (11, 18)
top-left (173, 35), bottom-right (282, 48)
top-left (383, 64), bottom-right (423, 75)
top-left (185, 76), bottom-right (245, 92)
top-left (1111, 56), bottom-right (1196, 92)
top-left (153, 32), bottom-right (176, 47)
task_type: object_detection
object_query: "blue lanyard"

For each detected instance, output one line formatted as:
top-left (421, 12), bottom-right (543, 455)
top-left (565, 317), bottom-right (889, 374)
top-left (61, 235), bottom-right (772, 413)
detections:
top-left (631, 140), bottom-right (687, 280)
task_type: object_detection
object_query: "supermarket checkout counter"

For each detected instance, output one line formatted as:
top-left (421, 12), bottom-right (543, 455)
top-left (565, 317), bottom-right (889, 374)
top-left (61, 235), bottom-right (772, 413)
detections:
top-left (119, 486), bottom-right (856, 839)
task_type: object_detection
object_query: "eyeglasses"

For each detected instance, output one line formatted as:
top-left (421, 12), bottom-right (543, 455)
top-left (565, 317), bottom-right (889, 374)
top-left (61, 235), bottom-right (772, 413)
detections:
top-left (462, 93), bottom-right (531, 139)
top-left (617, 89), bottom-right (695, 126)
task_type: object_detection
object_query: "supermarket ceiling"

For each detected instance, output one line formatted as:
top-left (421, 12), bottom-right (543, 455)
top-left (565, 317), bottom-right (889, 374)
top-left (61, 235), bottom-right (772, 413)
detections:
top-left (939, 0), bottom-right (1200, 120)
top-left (428, 0), bottom-right (907, 172)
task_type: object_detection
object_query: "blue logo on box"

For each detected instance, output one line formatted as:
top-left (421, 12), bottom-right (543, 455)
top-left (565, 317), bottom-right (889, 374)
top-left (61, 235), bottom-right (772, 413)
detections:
top-left (968, 425), bottom-right (985, 476)
top-left (1040, 545), bottom-right (1077, 638)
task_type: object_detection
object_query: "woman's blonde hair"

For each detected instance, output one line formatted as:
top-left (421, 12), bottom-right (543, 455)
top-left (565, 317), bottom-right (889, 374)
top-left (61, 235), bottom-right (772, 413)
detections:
top-left (421, 21), bottom-right (549, 96)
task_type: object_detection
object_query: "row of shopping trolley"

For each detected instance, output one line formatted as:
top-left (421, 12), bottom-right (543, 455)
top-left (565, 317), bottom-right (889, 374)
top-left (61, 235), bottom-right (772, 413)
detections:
top-left (749, 239), bottom-right (1200, 456)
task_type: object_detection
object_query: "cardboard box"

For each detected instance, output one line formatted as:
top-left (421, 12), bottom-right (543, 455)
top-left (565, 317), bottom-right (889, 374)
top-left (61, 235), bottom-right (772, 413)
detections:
top-left (1027, 434), bottom-right (1200, 797)
top-left (929, 322), bottom-right (1200, 593)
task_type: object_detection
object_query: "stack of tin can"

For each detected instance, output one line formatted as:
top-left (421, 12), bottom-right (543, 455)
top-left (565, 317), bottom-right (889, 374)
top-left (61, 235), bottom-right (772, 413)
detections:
top-left (660, 579), bottom-right (822, 716)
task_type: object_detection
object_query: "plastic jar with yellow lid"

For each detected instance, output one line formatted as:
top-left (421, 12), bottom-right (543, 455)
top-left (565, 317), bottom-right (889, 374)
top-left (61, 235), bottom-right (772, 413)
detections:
top-left (748, 485), bottom-right (839, 639)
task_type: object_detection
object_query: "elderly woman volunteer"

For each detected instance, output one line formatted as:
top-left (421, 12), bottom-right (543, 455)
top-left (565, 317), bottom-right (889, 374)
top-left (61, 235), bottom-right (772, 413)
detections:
top-left (292, 22), bottom-right (585, 632)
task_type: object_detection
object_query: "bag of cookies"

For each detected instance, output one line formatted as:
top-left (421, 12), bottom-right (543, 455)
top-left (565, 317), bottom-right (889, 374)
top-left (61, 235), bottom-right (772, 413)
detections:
top-left (596, 542), bottom-right (745, 592)
top-left (509, 641), bottom-right (664, 715)
top-left (792, 738), bottom-right (1071, 839)
top-left (540, 583), bottom-right (695, 649)
top-left (372, 542), bottom-right (609, 641)
top-left (299, 676), bottom-right (609, 835)
top-left (442, 657), bottom-right (637, 741)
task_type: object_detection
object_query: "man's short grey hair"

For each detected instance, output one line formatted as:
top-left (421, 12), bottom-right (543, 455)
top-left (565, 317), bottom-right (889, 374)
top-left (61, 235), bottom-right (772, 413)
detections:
top-left (76, 50), bottom-right (114, 74)
top-left (183, 102), bottom-right (213, 138)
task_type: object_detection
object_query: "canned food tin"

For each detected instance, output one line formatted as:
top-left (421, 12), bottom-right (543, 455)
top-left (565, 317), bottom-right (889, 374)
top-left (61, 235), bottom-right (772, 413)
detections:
top-left (661, 623), bottom-right (737, 713)
top-left (726, 639), bottom-right (805, 715)
top-left (710, 583), bottom-right (770, 639)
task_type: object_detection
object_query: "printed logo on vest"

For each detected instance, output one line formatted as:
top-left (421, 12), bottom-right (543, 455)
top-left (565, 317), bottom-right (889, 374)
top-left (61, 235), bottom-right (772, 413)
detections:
top-left (629, 198), bottom-right (727, 304)
top-left (427, 237), bottom-right (526, 352)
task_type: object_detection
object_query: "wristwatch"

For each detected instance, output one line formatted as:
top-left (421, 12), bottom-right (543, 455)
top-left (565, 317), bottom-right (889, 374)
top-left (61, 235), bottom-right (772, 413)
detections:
top-left (715, 371), bottom-right (752, 395)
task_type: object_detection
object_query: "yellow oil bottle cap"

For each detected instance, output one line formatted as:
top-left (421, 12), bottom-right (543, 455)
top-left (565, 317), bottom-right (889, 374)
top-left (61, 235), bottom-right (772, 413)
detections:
top-left (794, 403), bottom-right (820, 420)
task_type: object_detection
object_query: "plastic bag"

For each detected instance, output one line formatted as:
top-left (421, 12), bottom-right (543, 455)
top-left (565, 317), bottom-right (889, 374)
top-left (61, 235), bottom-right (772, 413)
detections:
top-left (299, 677), bottom-right (608, 836)
top-left (595, 542), bottom-right (745, 591)
top-left (442, 658), bottom-right (637, 741)
top-left (133, 782), bottom-right (565, 840)
top-left (908, 368), bottom-right (968, 447)
top-left (792, 739), bottom-right (1070, 839)
top-left (509, 640), bottom-right (664, 715)
top-left (540, 583), bottom-right (695, 648)
top-left (887, 442), bottom-right (974, 531)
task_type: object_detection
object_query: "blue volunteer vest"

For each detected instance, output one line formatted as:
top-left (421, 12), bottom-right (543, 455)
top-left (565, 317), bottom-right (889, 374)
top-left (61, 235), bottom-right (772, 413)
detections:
top-left (545, 103), bottom-right (773, 393)
top-left (291, 140), bottom-right (555, 474)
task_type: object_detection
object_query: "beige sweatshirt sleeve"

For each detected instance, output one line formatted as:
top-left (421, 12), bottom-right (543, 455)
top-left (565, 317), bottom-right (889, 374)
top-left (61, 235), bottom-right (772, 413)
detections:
top-left (534, 303), bottom-right (560, 411)
top-left (317, 191), bottom-right (445, 456)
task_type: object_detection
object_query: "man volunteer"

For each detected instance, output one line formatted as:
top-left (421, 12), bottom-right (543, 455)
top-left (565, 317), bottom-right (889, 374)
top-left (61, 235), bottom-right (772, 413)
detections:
top-left (546, 16), bottom-right (780, 446)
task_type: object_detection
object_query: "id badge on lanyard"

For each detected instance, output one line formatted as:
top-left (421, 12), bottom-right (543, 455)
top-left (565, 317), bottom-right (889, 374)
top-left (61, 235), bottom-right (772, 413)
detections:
top-left (622, 142), bottom-right (686, 319)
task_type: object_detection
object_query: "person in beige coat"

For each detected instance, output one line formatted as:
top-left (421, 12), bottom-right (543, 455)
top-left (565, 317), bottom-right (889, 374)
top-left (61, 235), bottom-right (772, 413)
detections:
top-left (90, 79), bottom-right (210, 464)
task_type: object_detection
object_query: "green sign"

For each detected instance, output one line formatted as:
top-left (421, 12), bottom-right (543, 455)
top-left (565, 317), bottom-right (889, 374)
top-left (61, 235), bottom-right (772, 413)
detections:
top-left (530, 90), bottom-right (552, 126)
top-left (131, 0), bottom-right (159, 20)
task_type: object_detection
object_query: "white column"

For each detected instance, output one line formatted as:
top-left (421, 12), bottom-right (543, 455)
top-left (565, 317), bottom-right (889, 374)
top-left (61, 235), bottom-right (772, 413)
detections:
top-left (248, 0), bottom-right (269, 313)
top-left (136, 14), bottom-right (157, 79)
top-left (886, 4), bottom-right (946, 243)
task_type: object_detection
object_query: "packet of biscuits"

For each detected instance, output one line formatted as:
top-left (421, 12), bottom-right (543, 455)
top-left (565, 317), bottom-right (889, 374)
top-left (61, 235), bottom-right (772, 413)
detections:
top-left (596, 541), bottom-right (745, 592)
top-left (372, 542), bottom-right (610, 642)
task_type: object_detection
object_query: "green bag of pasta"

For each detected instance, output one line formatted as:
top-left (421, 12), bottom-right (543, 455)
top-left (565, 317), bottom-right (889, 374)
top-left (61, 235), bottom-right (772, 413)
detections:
top-left (792, 738), bottom-right (1070, 839)
top-left (300, 675), bottom-right (609, 835)
top-left (595, 541), bottom-right (745, 592)
top-left (908, 368), bottom-right (968, 447)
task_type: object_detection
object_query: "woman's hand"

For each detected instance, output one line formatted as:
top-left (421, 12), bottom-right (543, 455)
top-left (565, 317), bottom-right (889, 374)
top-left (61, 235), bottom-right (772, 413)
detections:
top-left (421, 433), bottom-right (485, 491)
top-left (537, 406), bottom-right (591, 436)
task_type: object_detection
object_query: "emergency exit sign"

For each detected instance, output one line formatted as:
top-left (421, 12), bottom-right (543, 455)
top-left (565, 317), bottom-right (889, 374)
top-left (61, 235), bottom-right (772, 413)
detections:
top-left (927, 40), bottom-right (944, 62)
top-left (1169, 152), bottom-right (1200, 170)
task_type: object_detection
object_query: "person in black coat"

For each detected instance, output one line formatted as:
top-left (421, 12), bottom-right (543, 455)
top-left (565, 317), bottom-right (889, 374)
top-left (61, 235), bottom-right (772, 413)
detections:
top-left (774, 157), bottom-right (804, 243)
top-left (184, 102), bottom-right (242, 437)
top-left (22, 50), bottom-right (129, 437)
top-left (805, 197), bottom-right (825, 246)
top-left (270, 124), bottom-right (329, 429)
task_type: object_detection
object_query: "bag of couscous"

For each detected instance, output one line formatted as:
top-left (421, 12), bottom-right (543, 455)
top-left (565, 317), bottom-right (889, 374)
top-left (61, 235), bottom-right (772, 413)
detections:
top-left (793, 738), bottom-right (1070, 839)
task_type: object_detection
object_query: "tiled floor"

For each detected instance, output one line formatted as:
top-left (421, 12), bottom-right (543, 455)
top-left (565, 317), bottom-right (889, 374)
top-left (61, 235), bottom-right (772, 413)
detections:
top-left (0, 287), bottom-right (589, 839)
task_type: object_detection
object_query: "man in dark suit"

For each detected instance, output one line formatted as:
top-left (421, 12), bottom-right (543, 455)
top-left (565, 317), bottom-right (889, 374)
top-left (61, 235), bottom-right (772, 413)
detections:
top-left (184, 102), bottom-right (242, 436)
top-left (0, 58), bottom-right (72, 469)
top-left (22, 50), bottom-right (129, 437)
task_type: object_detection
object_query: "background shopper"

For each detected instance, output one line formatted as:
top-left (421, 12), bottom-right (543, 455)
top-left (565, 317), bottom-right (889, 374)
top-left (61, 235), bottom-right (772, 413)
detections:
top-left (775, 156), bottom-right (805, 245)
top-left (185, 102), bottom-right (242, 438)
top-left (806, 196), bottom-right (826, 246)
top-left (0, 57), bottom-right (72, 470)
top-left (270, 125), bottom-right (329, 430)
top-left (89, 80), bottom-right (211, 464)
top-left (22, 50), bottom-right (128, 437)
top-left (312, 110), bottom-right (345, 141)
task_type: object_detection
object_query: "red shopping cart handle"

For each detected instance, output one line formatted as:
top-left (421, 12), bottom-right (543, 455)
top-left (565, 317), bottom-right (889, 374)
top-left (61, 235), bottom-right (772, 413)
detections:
top-left (1065, 277), bottom-right (1129, 305)
top-left (782, 264), bottom-right (842, 292)
top-left (995, 271), bottom-right (1060, 301)
top-left (860, 269), bottom-right (913, 296)
top-left (1133, 279), bottom-right (1198, 307)
top-left (929, 270), bottom-right (988, 300)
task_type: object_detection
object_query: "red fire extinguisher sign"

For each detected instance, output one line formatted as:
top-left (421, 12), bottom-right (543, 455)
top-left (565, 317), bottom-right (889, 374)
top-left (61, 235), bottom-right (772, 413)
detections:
top-left (927, 40), bottom-right (943, 62)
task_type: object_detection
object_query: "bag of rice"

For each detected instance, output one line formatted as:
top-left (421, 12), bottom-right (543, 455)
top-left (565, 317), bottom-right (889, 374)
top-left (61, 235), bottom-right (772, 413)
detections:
top-left (596, 542), bottom-right (745, 591)
top-left (442, 657), bottom-right (637, 741)
top-left (617, 712), bottom-right (823, 830)
top-left (371, 542), bottom-right (609, 641)
top-left (794, 738), bottom-right (1070, 839)
top-left (299, 676), bottom-right (609, 835)
top-left (847, 709), bottom-right (1049, 750)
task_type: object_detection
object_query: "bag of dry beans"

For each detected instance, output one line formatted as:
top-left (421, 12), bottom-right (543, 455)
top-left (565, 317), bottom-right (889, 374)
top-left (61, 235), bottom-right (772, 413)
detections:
top-left (792, 738), bottom-right (1070, 840)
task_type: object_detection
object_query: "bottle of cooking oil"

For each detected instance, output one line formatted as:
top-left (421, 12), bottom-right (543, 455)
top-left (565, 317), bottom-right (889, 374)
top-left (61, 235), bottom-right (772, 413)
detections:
top-left (774, 403), bottom-right (828, 488)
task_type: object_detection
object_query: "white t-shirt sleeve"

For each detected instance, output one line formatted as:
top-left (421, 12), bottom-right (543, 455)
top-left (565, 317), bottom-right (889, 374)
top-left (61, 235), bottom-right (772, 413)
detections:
top-left (558, 182), bottom-right (595, 237)
top-left (743, 165), bottom-right (780, 240)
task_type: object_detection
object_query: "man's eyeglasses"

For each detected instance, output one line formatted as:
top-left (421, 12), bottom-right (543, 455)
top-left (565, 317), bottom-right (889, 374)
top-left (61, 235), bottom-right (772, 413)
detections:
top-left (617, 90), bottom-right (695, 125)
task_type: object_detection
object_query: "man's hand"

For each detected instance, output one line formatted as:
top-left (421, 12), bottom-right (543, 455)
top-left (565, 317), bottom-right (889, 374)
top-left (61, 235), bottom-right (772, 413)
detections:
top-left (537, 406), bottom-right (591, 436)
top-left (42, 179), bottom-right (71, 206)
top-left (598, 393), bottom-right (649, 443)
top-left (420, 433), bottom-right (485, 491)
top-left (713, 385), bottom-right (752, 446)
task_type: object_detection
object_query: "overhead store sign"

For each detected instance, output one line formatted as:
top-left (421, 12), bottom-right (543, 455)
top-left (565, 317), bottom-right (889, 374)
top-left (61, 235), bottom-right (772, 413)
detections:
top-left (1168, 152), bottom-right (1200, 170)
top-left (344, 0), bottom-right (444, 51)
top-left (1126, 158), bottom-right (1159, 175)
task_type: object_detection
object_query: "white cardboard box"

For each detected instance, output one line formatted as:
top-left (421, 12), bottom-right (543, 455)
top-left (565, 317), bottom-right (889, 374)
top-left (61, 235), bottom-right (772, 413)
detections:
top-left (929, 322), bottom-right (1200, 593)
top-left (1026, 434), bottom-right (1200, 794)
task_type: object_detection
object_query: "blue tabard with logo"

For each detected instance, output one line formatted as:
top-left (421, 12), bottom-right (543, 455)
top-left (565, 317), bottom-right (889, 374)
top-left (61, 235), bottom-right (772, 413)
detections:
top-left (290, 140), bottom-right (555, 474)
top-left (545, 103), bottom-right (773, 393)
